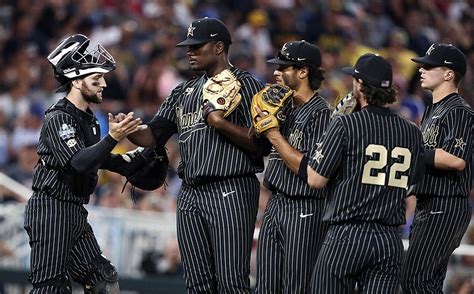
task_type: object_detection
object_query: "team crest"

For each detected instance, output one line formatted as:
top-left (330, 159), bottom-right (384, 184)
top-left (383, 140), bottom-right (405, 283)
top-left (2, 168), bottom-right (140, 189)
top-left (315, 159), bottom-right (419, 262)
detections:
top-left (312, 143), bottom-right (324, 164)
top-left (426, 44), bottom-right (436, 55)
top-left (66, 138), bottom-right (77, 148)
top-left (58, 124), bottom-right (76, 140)
top-left (187, 25), bottom-right (196, 37)
top-left (184, 87), bottom-right (194, 95)
top-left (422, 124), bottom-right (439, 148)
top-left (454, 138), bottom-right (466, 151)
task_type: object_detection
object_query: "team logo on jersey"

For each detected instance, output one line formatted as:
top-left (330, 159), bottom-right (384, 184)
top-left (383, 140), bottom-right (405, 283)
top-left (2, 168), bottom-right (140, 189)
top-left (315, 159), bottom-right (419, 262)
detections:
top-left (58, 124), bottom-right (76, 140)
top-left (184, 87), bottom-right (194, 95)
top-left (288, 129), bottom-right (303, 150)
top-left (454, 137), bottom-right (466, 151)
top-left (66, 138), bottom-right (77, 148)
top-left (422, 124), bottom-right (439, 148)
top-left (312, 143), bottom-right (324, 164)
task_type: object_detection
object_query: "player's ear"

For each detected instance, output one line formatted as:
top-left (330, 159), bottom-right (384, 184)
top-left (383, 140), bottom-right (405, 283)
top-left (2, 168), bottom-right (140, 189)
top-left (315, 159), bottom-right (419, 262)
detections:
top-left (444, 69), bottom-right (454, 81)
top-left (72, 79), bottom-right (82, 90)
top-left (215, 41), bottom-right (225, 55)
top-left (298, 67), bottom-right (309, 79)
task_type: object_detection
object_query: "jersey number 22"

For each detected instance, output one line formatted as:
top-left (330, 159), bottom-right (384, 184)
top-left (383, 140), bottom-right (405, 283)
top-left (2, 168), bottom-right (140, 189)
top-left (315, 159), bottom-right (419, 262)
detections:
top-left (362, 144), bottom-right (412, 189)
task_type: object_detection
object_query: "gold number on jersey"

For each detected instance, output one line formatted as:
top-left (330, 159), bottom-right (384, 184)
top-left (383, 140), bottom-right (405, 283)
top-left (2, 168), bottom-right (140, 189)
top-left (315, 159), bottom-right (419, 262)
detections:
top-left (362, 144), bottom-right (411, 189)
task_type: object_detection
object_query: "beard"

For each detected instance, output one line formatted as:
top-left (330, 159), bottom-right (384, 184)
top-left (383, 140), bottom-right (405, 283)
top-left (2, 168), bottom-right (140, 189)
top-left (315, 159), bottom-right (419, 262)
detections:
top-left (81, 82), bottom-right (102, 104)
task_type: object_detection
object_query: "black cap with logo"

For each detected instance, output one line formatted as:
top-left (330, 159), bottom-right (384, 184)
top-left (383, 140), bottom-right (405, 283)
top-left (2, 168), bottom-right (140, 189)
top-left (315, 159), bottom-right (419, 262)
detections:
top-left (176, 17), bottom-right (232, 47)
top-left (267, 40), bottom-right (322, 68)
top-left (342, 53), bottom-right (393, 88)
top-left (411, 43), bottom-right (467, 76)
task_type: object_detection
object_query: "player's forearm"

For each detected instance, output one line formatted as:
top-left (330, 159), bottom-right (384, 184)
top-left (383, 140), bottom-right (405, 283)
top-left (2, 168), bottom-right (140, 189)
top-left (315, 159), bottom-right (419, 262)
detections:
top-left (266, 130), bottom-right (303, 174)
top-left (429, 148), bottom-right (466, 171)
top-left (70, 134), bottom-right (117, 172)
top-left (127, 127), bottom-right (156, 147)
top-left (210, 118), bottom-right (263, 153)
top-left (306, 165), bottom-right (329, 189)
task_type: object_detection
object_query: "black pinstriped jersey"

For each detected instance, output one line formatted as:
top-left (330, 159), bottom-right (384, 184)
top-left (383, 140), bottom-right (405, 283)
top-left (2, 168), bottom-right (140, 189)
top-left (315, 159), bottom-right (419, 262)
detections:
top-left (309, 105), bottom-right (424, 225)
top-left (31, 98), bottom-right (100, 204)
top-left (413, 93), bottom-right (473, 198)
top-left (264, 95), bottom-right (330, 198)
top-left (150, 67), bottom-right (265, 185)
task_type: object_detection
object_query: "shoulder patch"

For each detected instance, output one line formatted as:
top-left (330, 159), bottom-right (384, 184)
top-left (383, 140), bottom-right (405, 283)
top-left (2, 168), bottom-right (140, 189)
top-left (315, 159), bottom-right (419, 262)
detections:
top-left (58, 123), bottom-right (76, 140)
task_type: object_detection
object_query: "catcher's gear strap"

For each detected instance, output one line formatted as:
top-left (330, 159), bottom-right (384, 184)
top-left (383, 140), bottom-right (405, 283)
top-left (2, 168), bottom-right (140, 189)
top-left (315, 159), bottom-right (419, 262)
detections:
top-left (298, 155), bottom-right (309, 182)
top-left (33, 273), bottom-right (72, 293)
top-left (84, 255), bottom-right (119, 293)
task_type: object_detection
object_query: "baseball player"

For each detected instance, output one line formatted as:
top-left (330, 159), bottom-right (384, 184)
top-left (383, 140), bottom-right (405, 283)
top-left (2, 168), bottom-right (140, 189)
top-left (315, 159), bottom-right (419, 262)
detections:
top-left (401, 43), bottom-right (473, 293)
top-left (23, 34), bottom-right (146, 293)
top-left (305, 53), bottom-right (424, 293)
top-left (253, 41), bottom-right (330, 293)
top-left (123, 18), bottom-right (265, 293)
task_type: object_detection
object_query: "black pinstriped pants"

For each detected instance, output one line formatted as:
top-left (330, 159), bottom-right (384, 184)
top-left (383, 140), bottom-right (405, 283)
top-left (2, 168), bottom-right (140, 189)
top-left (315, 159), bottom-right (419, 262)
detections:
top-left (310, 222), bottom-right (403, 294)
top-left (176, 176), bottom-right (259, 293)
top-left (255, 194), bottom-right (328, 294)
top-left (24, 192), bottom-right (103, 293)
top-left (401, 197), bottom-right (471, 293)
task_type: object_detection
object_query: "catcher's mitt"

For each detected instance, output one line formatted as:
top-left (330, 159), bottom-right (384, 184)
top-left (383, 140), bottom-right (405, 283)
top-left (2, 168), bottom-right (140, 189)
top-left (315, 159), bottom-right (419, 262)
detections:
top-left (202, 69), bottom-right (242, 122)
top-left (121, 146), bottom-right (169, 195)
top-left (332, 92), bottom-right (358, 117)
top-left (250, 84), bottom-right (294, 136)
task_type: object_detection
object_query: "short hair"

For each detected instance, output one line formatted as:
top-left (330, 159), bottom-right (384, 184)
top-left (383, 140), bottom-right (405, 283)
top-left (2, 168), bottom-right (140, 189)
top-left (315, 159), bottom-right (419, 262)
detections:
top-left (453, 70), bottom-right (464, 86)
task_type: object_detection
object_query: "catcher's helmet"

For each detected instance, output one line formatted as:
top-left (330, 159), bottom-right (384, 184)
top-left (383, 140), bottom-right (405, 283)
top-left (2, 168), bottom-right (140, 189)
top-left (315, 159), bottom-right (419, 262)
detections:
top-left (47, 34), bottom-right (116, 92)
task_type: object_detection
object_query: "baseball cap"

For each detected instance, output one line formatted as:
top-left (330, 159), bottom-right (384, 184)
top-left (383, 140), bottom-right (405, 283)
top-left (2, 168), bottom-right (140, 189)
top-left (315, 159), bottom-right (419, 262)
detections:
top-left (342, 53), bottom-right (392, 88)
top-left (267, 40), bottom-right (322, 68)
top-left (176, 17), bottom-right (232, 47)
top-left (411, 43), bottom-right (467, 76)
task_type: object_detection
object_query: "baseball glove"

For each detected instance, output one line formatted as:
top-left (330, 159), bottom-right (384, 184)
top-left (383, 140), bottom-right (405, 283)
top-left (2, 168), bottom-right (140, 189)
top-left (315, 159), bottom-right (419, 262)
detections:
top-left (202, 69), bottom-right (242, 122)
top-left (121, 146), bottom-right (169, 198)
top-left (332, 92), bottom-right (358, 117)
top-left (250, 84), bottom-right (294, 136)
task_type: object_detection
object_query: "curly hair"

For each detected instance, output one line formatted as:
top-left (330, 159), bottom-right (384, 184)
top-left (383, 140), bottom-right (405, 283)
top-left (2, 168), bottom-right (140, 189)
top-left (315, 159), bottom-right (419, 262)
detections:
top-left (360, 83), bottom-right (398, 106)
top-left (293, 64), bottom-right (325, 91)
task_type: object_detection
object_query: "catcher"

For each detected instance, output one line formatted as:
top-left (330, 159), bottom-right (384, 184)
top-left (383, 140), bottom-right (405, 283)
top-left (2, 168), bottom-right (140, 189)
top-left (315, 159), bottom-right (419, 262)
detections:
top-left (252, 41), bottom-right (331, 294)
top-left (115, 17), bottom-right (267, 293)
top-left (23, 34), bottom-right (165, 293)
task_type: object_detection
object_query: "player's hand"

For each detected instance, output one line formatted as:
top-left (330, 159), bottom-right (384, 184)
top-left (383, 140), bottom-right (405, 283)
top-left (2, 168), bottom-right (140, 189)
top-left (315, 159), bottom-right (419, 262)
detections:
top-left (253, 105), bottom-right (278, 137)
top-left (108, 112), bottom-right (144, 141)
top-left (205, 110), bottom-right (225, 127)
top-left (254, 105), bottom-right (268, 121)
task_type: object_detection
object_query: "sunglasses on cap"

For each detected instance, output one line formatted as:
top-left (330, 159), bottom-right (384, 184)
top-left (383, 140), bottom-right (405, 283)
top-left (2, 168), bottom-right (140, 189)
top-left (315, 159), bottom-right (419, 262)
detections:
top-left (277, 51), bottom-right (305, 63)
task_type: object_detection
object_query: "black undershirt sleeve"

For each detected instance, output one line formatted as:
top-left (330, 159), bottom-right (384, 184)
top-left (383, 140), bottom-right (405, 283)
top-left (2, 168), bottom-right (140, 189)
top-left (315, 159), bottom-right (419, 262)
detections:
top-left (70, 134), bottom-right (117, 173)
top-left (146, 115), bottom-right (178, 146)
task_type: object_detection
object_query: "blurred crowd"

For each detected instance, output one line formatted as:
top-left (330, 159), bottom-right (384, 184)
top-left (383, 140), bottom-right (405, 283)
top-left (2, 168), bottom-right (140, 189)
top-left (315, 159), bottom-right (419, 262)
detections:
top-left (0, 0), bottom-right (473, 287)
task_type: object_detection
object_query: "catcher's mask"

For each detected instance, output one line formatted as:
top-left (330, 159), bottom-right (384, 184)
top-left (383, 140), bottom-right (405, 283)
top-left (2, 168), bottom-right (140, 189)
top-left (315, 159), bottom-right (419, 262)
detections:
top-left (47, 34), bottom-right (116, 92)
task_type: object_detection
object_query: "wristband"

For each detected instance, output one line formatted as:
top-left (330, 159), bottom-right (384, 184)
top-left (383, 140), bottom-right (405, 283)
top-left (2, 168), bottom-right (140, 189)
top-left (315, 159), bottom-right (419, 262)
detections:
top-left (424, 149), bottom-right (435, 167)
top-left (298, 156), bottom-right (309, 182)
